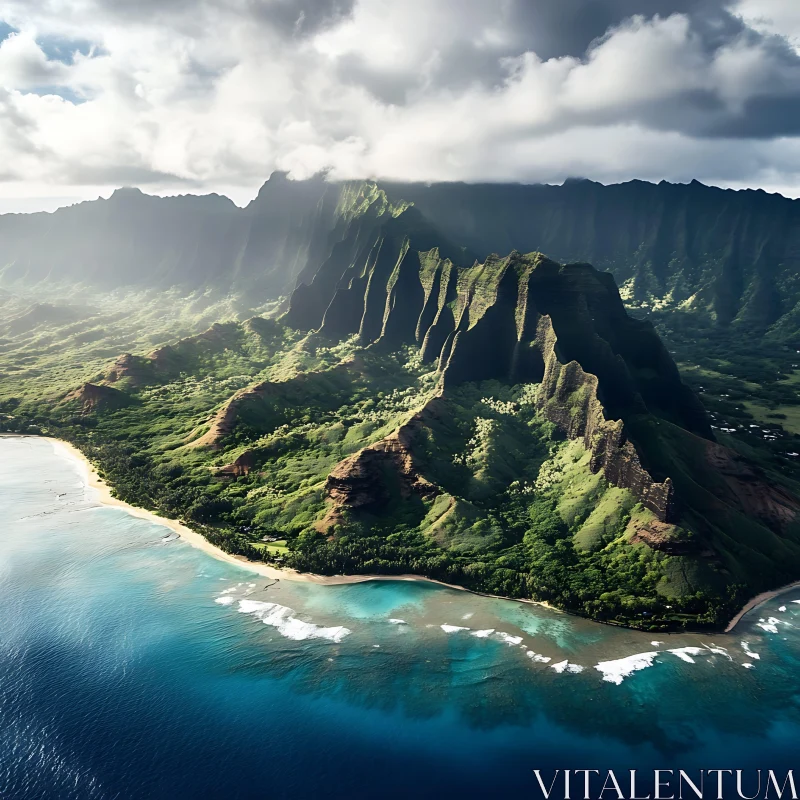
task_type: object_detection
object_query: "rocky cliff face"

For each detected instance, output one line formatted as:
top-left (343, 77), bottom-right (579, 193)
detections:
top-left (381, 178), bottom-right (800, 334)
top-left (532, 317), bottom-right (677, 522)
top-left (7, 175), bottom-right (800, 338)
top-left (320, 400), bottom-right (441, 531)
top-left (286, 211), bottom-right (708, 523)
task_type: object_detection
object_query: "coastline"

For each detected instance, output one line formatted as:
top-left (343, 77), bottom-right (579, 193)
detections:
top-left (43, 436), bottom-right (527, 597)
top-left (9, 434), bottom-right (792, 628)
top-left (4, 433), bottom-right (794, 629)
top-left (725, 580), bottom-right (800, 633)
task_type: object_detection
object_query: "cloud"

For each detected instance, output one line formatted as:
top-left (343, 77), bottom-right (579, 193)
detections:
top-left (734, 0), bottom-right (800, 49)
top-left (1, 0), bottom-right (800, 210)
top-left (0, 31), bottom-right (69, 89)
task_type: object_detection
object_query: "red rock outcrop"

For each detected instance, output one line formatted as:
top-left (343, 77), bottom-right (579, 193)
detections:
top-left (319, 399), bottom-right (441, 531)
top-left (216, 450), bottom-right (258, 478)
top-left (629, 520), bottom-right (697, 555)
top-left (61, 383), bottom-right (130, 413)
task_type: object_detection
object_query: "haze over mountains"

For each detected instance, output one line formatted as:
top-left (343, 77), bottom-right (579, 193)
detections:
top-left (3, 173), bottom-right (800, 342)
top-left (4, 171), bottom-right (800, 629)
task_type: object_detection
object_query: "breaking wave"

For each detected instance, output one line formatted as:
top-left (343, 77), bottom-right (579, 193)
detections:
top-left (236, 599), bottom-right (351, 643)
top-left (594, 652), bottom-right (659, 685)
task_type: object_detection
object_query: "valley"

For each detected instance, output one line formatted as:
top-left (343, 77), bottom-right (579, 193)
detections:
top-left (4, 176), bottom-right (800, 632)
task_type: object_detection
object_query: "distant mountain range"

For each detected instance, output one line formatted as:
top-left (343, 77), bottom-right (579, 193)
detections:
top-left (4, 173), bottom-right (800, 629)
top-left (3, 173), bottom-right (800, 340)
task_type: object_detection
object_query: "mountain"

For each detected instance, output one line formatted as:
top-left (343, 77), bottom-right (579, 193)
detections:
top-left (283, 206), bottom-right (800, 617)
top-left (0, 173), bottom-right (338, 297)
top-left (4, 185), bottom-right (800, 631)
top-left (5, 174), bottom-right (800, 630)
top-left (378, 178), bottom-right (800, 337)
top-left (4, 174), bottom-right (800, 342)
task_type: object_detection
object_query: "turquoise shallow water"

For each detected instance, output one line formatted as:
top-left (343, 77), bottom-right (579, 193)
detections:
top-left (1, 437), bottom-right (800, 798)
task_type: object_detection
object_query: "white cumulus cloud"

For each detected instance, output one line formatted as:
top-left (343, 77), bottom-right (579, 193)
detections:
top-left (0, 0), bottom-right (799, 210)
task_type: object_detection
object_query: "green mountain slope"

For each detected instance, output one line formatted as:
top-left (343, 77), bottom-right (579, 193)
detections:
top-left (5, 176), bottom-right (800, 631)
top-left (380, 178), bottom-right (800, 336)
top-left (5, 174), bottom-right (800, 342)
top-left (5, 215), bottom-right (800, 630)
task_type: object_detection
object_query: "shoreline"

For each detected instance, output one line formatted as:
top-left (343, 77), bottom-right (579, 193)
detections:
top-left (44, 436), bottom-right (548, 601)
top-left (724, 580), bottom-right (800, 633)
top-left (11, 434), bottom-right (790, 629)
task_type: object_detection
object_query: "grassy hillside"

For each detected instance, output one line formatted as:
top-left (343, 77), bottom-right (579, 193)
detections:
top-left (0, 318), bottom-right (741, 630)
top-left (5, 177), bottom-right (800, 632)
top-left (5, 258), bottom-right (800, 632)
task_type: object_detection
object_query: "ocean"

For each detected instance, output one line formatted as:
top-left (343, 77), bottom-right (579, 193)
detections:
top-left (1, 436), bottom-right (799, 799)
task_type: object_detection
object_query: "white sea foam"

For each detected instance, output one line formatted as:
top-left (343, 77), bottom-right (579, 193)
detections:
top-left (595, 652), bottom-right (659, 685)
top-left (388, 618), bottom-right (407, 625)
top-left (471, 629), bottom-right (495, 638)
top-left (741, 641), bottom-right (760, 660)
top-left (668, 647), bottom-right (704, 663)
top-left (215, 596), bottom-right (235, 606)
top-left (461, 612), bottom-right (474, 620)
top-left (743, 663), bottom-right (754, 669)
top-left (494, 632), bottom-right (523, 646)
top-left (551, 660), bottom-right (584, 674)
top-left (526, 651), bottom-right (552, 663)
top-left (651, 641), bottom-right (664, 647)
top-left (703, 644), bottom-right (732, 660)
top-left (440, 624), bottom-right (470, 633)
top-left (237, 600), bottom-right (351, 642)
top-left (757, 617), bottom-right (782, 633)
top-left (792, 600), bottom-right (800, 605)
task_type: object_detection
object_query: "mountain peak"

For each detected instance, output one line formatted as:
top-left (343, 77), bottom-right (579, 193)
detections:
top-left (110, 186), bottom-right (146, 198)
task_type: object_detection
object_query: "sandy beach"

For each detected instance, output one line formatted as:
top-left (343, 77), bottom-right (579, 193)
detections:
top-left (725, 580), bottom-right (800, 632)
top-left (45, 437), bottom-right (492, 593)
top-left (0, 434), bottom-right (785, 628)
top-left (12, 434), bottom-right (789, 627)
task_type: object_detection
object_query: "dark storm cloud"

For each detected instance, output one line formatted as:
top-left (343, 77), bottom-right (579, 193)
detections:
top-left (505, 0), bottom-right (735, 59)
top-left (244, 0), bottom-right (356, 36)
top-left (330, 0), bottom-right (800, 141)
top-left (4, 0), bottom-right (800, 205)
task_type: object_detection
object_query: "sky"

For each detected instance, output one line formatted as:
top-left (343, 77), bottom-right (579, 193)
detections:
top-left (1, 0), bottom-right (800, 212)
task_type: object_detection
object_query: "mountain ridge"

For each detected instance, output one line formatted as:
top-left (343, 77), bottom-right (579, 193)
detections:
top-left (4, 173), bottom-right (800, 342)
top-left (5, 174), bottom-right (800, 629)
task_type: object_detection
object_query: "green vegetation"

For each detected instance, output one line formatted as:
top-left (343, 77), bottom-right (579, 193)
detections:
top-left (0, 306), bottom-right (746, 631)
top-left (6, 176), bottom-right (800, 633)
top-left (646, 311), bottom-right (800, 482)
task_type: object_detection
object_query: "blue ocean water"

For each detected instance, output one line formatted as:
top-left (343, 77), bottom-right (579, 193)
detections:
top-left (1, 436), bottom-right (800, 799)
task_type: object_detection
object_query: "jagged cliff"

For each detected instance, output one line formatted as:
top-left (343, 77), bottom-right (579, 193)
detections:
top-left (285, 212), bottom-right (710, 522)
top-left (8, 174), bottom-right (800, 341)
top-left (286, 207), bottom-right (800, 588)
top-left (381, 178), bottom-right (800, 335)
top-left (31, 232), bottom-right (800, 627)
